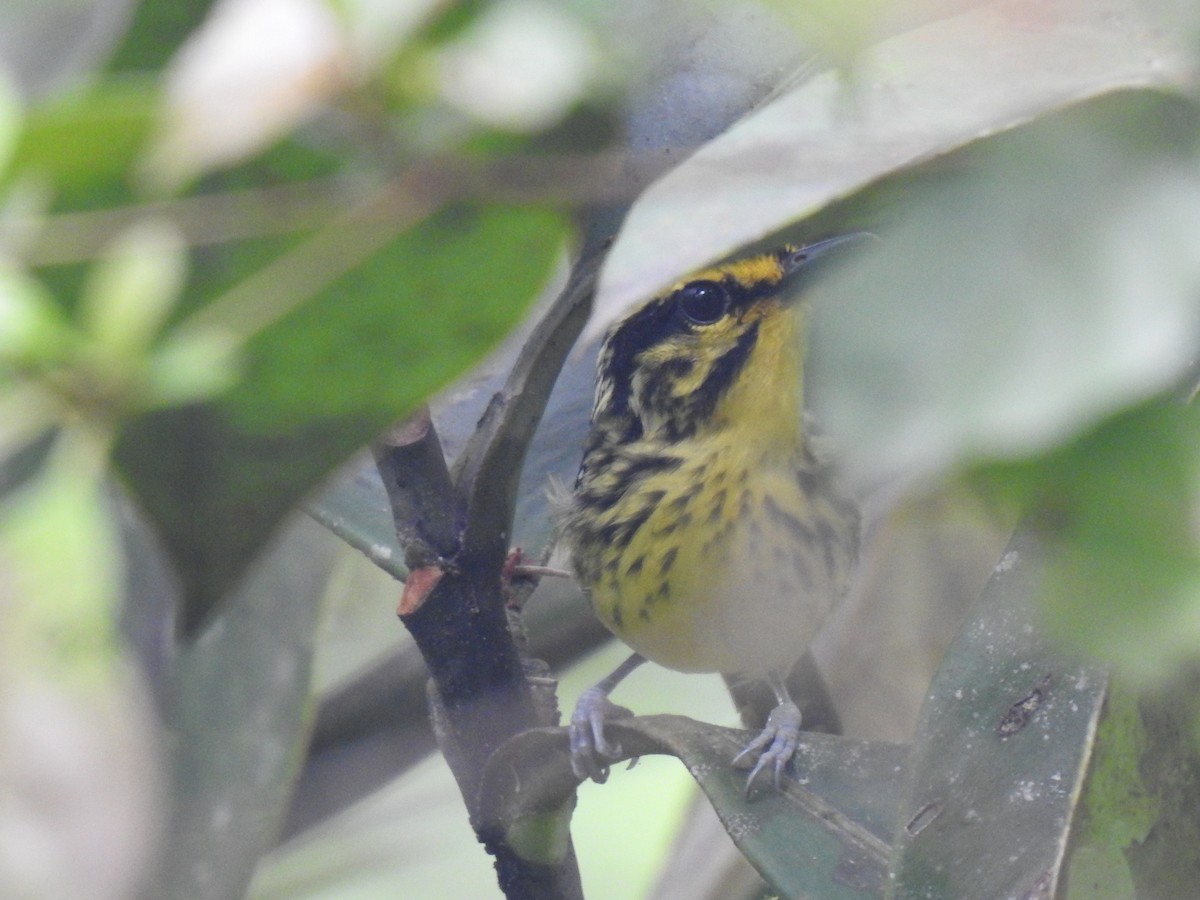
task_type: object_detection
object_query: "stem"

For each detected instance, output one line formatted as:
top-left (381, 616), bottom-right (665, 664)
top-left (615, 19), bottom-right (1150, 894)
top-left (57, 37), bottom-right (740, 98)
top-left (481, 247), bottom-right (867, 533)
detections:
top-left (372, 239), bottom-right (607, 900)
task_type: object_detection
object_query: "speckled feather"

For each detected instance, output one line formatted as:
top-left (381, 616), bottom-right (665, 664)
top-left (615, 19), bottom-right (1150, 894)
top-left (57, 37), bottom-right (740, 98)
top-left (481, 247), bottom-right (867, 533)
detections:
top-left (559, 247), bottom-right (859, 676)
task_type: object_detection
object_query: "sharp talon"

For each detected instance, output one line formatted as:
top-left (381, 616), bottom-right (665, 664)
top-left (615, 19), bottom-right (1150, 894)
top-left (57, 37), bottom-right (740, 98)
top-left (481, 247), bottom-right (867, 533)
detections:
top-left (569, 686), bottom-right (628, 783)
top-left (736, 700), bottom-right (803, 794)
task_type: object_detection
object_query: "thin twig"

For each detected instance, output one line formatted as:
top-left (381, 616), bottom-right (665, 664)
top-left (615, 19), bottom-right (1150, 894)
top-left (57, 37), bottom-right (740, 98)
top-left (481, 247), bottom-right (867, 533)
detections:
top-left (20, 152), bottom-right (643, 266)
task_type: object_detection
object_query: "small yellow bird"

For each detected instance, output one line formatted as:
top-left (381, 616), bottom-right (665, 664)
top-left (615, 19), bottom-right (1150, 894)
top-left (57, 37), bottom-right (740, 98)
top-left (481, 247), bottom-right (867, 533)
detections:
top-left (559, 237), bottom-right (863, 788)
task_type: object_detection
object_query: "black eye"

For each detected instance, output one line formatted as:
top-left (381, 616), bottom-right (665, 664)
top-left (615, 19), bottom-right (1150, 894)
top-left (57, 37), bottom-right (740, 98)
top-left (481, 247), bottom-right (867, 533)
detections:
top-left (676, 280), bottom-right (729, 325)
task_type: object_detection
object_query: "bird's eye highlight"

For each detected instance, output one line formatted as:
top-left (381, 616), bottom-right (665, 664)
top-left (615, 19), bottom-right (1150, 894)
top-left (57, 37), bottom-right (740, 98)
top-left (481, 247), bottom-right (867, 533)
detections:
top-left (676, 281), bottom-right (729, 325)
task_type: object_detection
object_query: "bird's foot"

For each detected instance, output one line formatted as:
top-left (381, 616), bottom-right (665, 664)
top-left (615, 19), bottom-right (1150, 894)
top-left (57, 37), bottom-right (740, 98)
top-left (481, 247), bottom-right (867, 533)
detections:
top-left (568, 686), bottom-right (633, 783)
top-left (732, 700), bottom-right (802, 793)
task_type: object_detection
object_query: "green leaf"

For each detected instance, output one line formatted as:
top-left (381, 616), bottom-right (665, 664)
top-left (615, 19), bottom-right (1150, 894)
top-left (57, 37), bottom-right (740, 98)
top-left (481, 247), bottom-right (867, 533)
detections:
top-left (107, 0), bottom-right (213, 72)
top-left (993, 400), bottom-right (1200, 683)
top-left (0, 425), bottom-right (122, 687)
top-left (811, 93), bottom-right (1200, 489)
top-left (0, 71), bottom-right (21, 175)
top-left (81, 218), bottom-right (186, 356)
top-left (8, 80), bottom-right (159, 196)
top-left (591, 0), bottom-right (1190, 338)
top-left (479, 718), bottom-right (906, 898)
top-left (145, 515), bottom-right (332, 899)
top-left (890, 529), bottom-right (1109, 898)
top-left (114, 204), bottom-right (565, 635)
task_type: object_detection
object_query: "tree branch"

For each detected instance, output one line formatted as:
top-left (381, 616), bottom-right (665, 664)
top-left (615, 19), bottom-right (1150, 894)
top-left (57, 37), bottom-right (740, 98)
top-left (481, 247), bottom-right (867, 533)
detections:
top-left (370, 238), bottom-right (608, 900)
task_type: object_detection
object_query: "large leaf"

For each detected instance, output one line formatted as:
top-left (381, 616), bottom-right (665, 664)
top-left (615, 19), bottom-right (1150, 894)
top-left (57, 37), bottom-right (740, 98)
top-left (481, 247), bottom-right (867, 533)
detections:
top-left (143, 514), bottom-right (333, 900)
top-left (115, 204), bottom-right (565, 634)
top-left (479, 718), bottom-right (907, 898)
top-left (6, 80), bottom-right (159, 199)
top-left (589, 0), bottom-right (1190, 339)
top-left (811, 93), bottom-right (1200, 489)
top-left (889, 528), bottom-right (1109, 898)
top-left (973, 399), bottom-right (1200, 683)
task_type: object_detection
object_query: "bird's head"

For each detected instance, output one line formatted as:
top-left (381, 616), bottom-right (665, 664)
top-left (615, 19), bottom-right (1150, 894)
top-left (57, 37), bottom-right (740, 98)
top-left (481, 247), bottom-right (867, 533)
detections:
top-left (592, 236), bottom-right (865, 446)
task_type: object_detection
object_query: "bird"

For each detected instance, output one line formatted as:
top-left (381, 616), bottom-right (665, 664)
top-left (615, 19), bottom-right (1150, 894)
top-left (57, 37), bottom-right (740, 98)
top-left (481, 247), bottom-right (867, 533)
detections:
top-left (557, 236), bottom-right (864, 790)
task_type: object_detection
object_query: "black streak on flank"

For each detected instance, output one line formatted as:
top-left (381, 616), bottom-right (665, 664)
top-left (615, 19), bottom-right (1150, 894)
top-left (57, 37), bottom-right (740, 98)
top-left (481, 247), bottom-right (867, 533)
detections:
top-left (817, 519), bottom-right (839, 575)
top-left (706, 488), bottom-right (727, 523)
top-left (597, 501), bottom-right (656, 546)
top-left (614, 455), bottom-right (682, 493)
top-left (659, 546), bottom-right (678, 576)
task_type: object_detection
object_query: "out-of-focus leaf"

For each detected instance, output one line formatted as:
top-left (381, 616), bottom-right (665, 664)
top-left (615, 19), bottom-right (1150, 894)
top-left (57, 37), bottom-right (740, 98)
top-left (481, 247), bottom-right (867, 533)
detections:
top-left (590, 0), bottom-right (1190, 340)
top-left (0, 73), bottom-right (20, 175)
top-left (890, 528), bottom-right (1109, 898)
top-left (0, 260), bottom-right (75, 369)
top-left (145, 0), bottom-right (349, 188)
top-left (106, 0), bottom-right (212, 72)
top-left (480, 718), bottom-right (906, 898)
top-left (974, 400), bottom-right (1200, 683)
top-left (7, 81), bottom-right (158, 195)
top-left (145, 514), bottom-right (332, 900)
top-left (1064, 687), bottom-right (1157, 899)
top-left (305, 330), bottom-right (596, 578)
top-left (0, 0), bottom-right (137, 98)
top-left (307, 463), bottom-right (404, 579)
top-left (0, 665), bottom-right (161, 900)
top-left (812, 94), bottom-right (1200, 490)
top-left (81, 219), bottom-right (185, 357)
top-left (435, 0), bottom-right (600, 133)
top-left (0, 427), bottom-right (122, 685)
top-left (115, 204), bottom-right (565, 635)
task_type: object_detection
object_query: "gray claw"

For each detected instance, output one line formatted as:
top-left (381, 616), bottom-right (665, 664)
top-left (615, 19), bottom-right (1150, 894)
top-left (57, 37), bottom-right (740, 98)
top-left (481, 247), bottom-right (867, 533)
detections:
top-left (733, 701), bottom-right (802, 794)
top-left (569, 685), bottom-right (625, 783)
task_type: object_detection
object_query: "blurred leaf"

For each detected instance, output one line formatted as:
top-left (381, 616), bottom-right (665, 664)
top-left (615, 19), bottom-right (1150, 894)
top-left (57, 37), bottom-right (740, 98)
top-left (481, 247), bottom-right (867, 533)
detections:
top-left (107, 0), bottom-right (213, 72)
top-left (1074, 688), bottom-right (1158, 853)
top-left (1065, 678), bottom-right (1200, 899)
top-left (307, 464), bottom-right (404, 579)
top-left (0, 665), bottom-right (160, 900)
top-left (480, 719), bottom-right (906, 898)
top-left (0, 0), bottom-right (137, 98)
top-left (114, 204), bottom-right (565, 635)
top-left (81, 218), bottom-right (185, 356)
top-left (591, 0), bottom-right (1190, 341)
top-left (146, 515), bottom-right (332, 900)
top-left (145, 0), bottom-right (349, 187)
top-left (890, 528), bottom-right (1109, 898)
top-left (0, 426), bottom-right (122, 686)
top-left (813, 93), bottom-right (1200, 489)
top-left (974, 400), bottom-right (1200, 683)
top-left (0, 260), bottom-right (75, 368)
top-left (0, 72), bottom-right (20, 174)
top-left (7, 80), bottom-right (158, 196)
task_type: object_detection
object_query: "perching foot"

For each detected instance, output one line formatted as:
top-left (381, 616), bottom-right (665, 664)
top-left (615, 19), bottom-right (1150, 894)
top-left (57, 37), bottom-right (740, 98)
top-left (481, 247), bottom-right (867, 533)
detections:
top-left (732, 700), bottom-right (802, 792)
top-left (568, 685), bottom-right (633, 783)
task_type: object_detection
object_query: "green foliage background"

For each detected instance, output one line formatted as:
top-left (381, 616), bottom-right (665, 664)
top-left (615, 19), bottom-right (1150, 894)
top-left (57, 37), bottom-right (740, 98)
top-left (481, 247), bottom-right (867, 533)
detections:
top-left (2, 0), bottom-right (1200, 898)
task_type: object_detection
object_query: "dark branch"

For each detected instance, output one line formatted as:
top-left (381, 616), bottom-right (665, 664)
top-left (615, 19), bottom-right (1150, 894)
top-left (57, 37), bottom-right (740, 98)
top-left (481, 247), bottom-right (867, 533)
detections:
top-left (372, 409), bottom-right (462, 566)
top-left (370, 240), bottom-right (610, 900)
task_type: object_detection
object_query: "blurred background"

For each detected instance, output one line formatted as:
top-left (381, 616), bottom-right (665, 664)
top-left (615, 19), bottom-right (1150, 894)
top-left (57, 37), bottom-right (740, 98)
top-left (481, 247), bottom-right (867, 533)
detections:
top-left (1, 0), bottom-right (1199, 897)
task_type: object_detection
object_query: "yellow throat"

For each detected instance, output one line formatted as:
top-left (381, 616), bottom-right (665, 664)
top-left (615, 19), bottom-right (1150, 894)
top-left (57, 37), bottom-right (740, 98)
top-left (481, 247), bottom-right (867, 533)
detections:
top-left (562, 243), bottom-right (860, 676)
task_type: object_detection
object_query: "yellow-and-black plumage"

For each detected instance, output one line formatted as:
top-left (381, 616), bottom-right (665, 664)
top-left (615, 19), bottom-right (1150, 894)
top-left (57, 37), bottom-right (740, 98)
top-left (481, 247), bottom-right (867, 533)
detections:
top-left (560, 239), bottom-right (862, 786)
